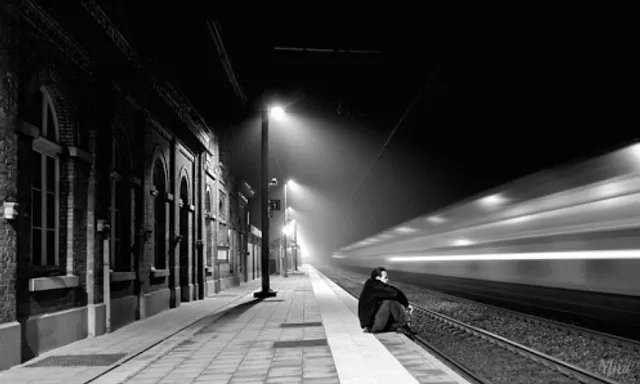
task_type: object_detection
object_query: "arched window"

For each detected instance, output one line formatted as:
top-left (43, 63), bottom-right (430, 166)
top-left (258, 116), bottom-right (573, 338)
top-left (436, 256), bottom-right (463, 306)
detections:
top-left (219, 191), bottom-right (226, 220)
top-left (205, 187), bottom-right (212, 215)
top-left (111, 137), bottom-right (133, 271)
top-left (178, 176), bottom-right (190, 291)
top-left (205, 186), bottom-right (213, 267)
top-left (153, 159), bottom-right (166, 269)
top-left (30, 88), bottom-right (61, 266)
top-left (218, 191), bottom-right (227, 245)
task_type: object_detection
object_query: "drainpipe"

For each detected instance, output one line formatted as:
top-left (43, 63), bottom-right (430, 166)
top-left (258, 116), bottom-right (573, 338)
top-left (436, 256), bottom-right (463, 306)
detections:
top-left (97, 219), bottom-right (111, 333)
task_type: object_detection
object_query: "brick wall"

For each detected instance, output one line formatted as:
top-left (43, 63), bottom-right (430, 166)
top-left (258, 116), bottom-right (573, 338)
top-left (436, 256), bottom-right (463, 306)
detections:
top-left (1, 0), bottom-right (244, 334)
top-left (0, 3), bottom-right (19, 325)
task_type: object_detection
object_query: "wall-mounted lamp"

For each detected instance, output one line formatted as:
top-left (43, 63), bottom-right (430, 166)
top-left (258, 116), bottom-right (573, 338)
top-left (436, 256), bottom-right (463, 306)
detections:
top-left (1, 202), bottom-right (18, 220)
top-left (96, 219), bottom-right (110, 233)
top-left (171, 234), bottom-right (183, 247)
top-left (97, 219), bottom-right (110, 239)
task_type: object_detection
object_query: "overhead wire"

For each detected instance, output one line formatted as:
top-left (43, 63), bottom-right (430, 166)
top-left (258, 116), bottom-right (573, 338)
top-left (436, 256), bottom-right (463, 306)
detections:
top-left (346, 66), bottom-right (440, 203)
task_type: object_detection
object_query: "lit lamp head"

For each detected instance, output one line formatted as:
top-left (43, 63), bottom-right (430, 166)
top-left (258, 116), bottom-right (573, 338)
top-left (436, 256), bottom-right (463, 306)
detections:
top-left (282, 223), bottom-right (293, 236)
top-left (269, 106), bottom-right (286, 121)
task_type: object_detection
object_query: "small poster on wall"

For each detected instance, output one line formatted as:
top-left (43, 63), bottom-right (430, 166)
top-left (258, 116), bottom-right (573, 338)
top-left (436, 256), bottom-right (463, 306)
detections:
top-left (217, 247), bottom-right (228, 262)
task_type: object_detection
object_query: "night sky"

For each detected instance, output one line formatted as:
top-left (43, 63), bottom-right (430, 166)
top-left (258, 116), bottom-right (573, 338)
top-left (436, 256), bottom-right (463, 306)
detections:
top-left (98, 3), bottom-right (640, 260)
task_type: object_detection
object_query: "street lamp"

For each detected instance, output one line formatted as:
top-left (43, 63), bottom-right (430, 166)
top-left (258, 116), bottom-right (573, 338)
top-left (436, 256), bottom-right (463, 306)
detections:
top-left (270, 106), bottom-right (286, 121)
top-left (255, 105), bottom-right (285, 299)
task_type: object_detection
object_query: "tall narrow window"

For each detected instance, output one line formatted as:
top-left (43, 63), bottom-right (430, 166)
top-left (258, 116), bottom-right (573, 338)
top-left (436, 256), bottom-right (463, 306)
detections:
top-left (219, 191), bottom-right (226, 221)
top-left (205, 187), bottom-right (213, 267)
top-left (153, 160), bottom-right (166, 269)
top-left (30, 88), bottom-right (61, 266)
top-left (111, 139), bottom-right (132, 271)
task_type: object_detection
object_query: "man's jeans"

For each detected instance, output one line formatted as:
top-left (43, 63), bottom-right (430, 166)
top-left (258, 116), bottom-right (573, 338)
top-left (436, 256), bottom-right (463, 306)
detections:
top-left (371, 300), bottom-right (409, 333)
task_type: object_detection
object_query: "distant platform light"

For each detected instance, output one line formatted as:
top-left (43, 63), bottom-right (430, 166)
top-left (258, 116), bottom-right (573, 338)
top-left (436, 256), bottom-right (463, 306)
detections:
top-left (395, 226), bottom-right (417, 234)
top-left (387, 250), bottom-right (640, 262)
top-left (480, 194), bottom-right (508, 208)
top-left (427, 216), bottom-right (446, 224)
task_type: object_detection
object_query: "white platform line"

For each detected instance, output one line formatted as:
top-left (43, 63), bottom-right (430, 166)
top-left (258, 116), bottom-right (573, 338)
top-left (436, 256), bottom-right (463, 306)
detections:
top-left (308, 267), bottom-right (419, 384)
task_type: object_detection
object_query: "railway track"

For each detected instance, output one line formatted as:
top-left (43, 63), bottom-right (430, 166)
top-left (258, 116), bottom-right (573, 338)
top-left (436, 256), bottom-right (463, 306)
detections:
top-left (320, 267), bottom-right (627, 384)
top-left (333, 268), bottom-right (640, 353)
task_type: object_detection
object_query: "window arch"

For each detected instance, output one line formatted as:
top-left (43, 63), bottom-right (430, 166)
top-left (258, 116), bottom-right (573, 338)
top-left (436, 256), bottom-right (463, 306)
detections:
top-left (218, 190), bottom-right (228, 246)
top-left (179, 176), bottom-right (189, 207)
top-left (153, 158), bottom-right (167, 269)
top-left (205, 187), bottom-right (212, 213)
top-left (30, 87), bottom-right (61, 266)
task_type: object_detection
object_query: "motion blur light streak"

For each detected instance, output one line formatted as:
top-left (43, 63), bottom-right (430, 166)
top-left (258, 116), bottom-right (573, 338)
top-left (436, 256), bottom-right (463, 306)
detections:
top-left (452, 238), bottom-right (473, 246)
top-left (386, 250), bottom-right (640, 262)
top-left (427, 216), bottom-right (446, 224)
top-left (480, 194), bottom-right (508, 208)
top-left (395, 226), bottom-right (418, 234)
top-left (630, 143), bottom-right (640, 160)
top-left (502, 215), bottom-right (533, 225)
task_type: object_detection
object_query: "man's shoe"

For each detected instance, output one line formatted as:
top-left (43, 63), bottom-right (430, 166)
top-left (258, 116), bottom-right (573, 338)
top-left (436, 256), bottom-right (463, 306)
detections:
top-left (396, 325), bottom-right (416, 340)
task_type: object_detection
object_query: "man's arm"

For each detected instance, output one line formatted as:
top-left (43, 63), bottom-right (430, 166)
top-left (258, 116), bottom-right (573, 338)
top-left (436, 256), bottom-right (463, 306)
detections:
top-left (391, 286), bottom-right (409, 307)
top-left (370, 283), bottom-right (401, 301)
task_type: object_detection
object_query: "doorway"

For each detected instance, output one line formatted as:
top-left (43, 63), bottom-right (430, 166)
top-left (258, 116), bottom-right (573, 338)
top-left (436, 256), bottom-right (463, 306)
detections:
top-left (179, 177), bottom-right (190, 302)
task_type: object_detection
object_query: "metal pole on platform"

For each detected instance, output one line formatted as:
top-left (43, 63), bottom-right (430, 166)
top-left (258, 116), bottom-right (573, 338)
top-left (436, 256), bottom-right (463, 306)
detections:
top-left (283, 183), bottom-right (289, 277)
top-left (255, 107), bottom-right (277, 299)
top-left (293, 220), bottom-right (298, 271)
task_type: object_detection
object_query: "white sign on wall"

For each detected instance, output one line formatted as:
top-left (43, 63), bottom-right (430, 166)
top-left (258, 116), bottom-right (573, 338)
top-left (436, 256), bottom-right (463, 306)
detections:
top-left (217, 248), bottom-right (228, 261)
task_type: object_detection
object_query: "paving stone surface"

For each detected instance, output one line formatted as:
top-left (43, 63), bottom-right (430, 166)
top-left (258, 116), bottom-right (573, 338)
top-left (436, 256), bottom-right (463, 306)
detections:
top-left (0, 265), bottom-right (472, 384)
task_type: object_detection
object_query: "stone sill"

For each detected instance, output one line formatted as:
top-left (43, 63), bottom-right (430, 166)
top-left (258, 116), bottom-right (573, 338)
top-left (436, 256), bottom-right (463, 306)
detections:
top-left (111, 271), bottom-right (136, 282)
top-left (151, 269), bottom-right (170, 278)
top-left (29, 275), bottom-right (79, 292)
top-left (68, 146), bottom-right (92, 163)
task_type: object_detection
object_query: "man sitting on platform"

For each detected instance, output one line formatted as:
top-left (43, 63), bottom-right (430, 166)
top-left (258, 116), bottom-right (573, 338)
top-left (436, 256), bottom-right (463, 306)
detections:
top-left (358, 267), bottom-right (416, 339)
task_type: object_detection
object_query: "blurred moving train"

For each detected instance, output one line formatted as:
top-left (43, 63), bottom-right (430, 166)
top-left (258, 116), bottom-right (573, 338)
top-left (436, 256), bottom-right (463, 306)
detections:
top-left (333, 142), bottom-right (640, 298)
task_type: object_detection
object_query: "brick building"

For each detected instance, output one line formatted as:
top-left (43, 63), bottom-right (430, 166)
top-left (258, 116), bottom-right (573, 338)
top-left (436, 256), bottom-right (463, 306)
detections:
top-left (0, 0), bottom-right (260, 370)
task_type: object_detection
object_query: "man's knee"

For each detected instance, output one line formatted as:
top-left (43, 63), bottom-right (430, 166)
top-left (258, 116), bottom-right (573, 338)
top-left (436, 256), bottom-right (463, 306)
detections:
top-left (386, 300), bottom-right (403, 310)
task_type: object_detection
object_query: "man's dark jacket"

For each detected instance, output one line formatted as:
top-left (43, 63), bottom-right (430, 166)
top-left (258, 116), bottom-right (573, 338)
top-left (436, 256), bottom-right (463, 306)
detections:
top-left (358, 278), bottom-right (409, 328)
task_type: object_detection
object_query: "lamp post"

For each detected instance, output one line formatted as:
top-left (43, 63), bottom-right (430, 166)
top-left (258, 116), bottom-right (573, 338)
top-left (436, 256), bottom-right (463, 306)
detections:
top-left (293, 219), bottom-right (298, 271)
top-left (254, 105), bottom-right (283, 299)
top-left (282, 181), bottom-right (290, 277)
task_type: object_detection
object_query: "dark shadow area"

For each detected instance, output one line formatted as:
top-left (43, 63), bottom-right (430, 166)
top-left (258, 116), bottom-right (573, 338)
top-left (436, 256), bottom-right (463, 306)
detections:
top-left (195, 298), bottom-right (264, 334)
